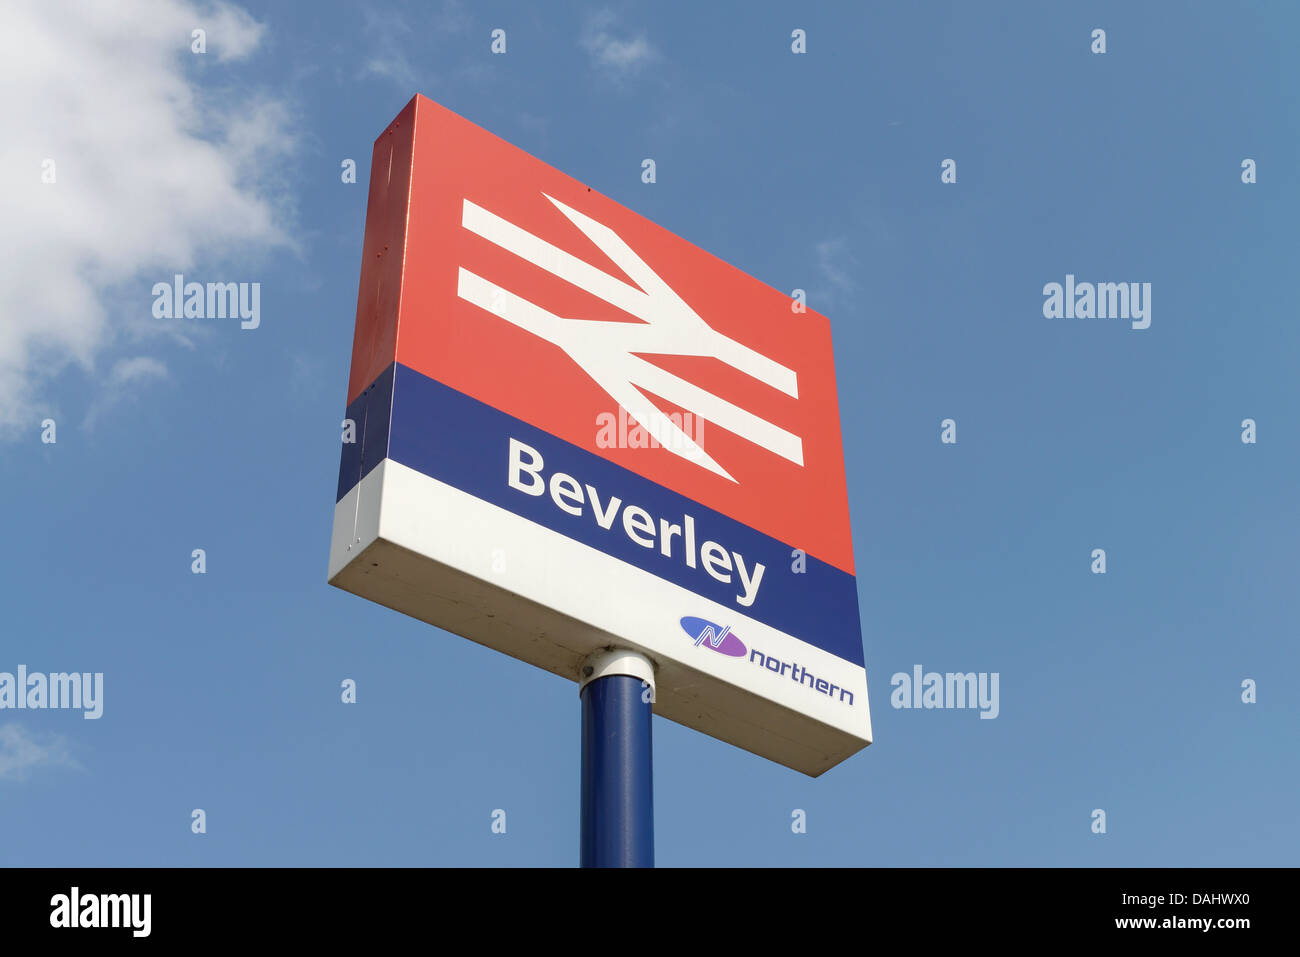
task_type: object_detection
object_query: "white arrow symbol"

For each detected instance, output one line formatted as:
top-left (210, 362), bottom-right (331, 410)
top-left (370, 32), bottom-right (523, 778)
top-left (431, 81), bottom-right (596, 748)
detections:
top-left (457, 193), bottom-right (803, 483)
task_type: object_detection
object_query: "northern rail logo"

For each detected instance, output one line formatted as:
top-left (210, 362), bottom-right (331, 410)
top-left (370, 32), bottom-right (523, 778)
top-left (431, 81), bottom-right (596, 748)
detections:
top-left (681, 615), bottom-right (856, 707)
top-left (680, 616), bottom-right (747, 657)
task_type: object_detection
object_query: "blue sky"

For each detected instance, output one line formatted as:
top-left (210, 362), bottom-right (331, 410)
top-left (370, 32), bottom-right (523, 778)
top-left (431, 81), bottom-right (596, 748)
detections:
top-left (1, 0), bottom-right (1297, 866)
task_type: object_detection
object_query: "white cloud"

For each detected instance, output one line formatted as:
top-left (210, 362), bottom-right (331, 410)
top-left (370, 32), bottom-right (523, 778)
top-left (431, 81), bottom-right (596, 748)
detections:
top-left (199, 3), bottom-right (265, 61)
top-left (359, 8), bottom-right (418, 88)
top-left (108, 356), bottom-right (169, 389)
top-left (0, 724), bottom-right (77, 781)
top-left (0, 0), bottom-right (293, 436)
top-left (431, 0), bottom-right (472, 36)
top-left (817, 239), bottom-right (859, 296)
top-left (357, 2), bottom-right (472, 89)
top-left (580, 11), bottom-right (659, 77)
top-left (84, 356), bottom-right (170, 430)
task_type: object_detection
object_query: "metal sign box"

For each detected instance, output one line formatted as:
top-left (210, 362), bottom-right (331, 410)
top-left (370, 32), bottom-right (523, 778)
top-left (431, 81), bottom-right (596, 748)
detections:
top-left (329, 95), bottom-right (870, 776)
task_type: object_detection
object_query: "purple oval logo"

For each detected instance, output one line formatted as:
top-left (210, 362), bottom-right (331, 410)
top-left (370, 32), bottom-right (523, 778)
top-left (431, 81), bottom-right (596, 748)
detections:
top-left (680, 616), bottom-right (747, 657)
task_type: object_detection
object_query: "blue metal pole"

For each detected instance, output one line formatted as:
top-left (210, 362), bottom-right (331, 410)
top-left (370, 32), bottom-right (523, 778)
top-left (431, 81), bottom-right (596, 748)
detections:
top-left (580, 664), bottom-right (654, 867)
